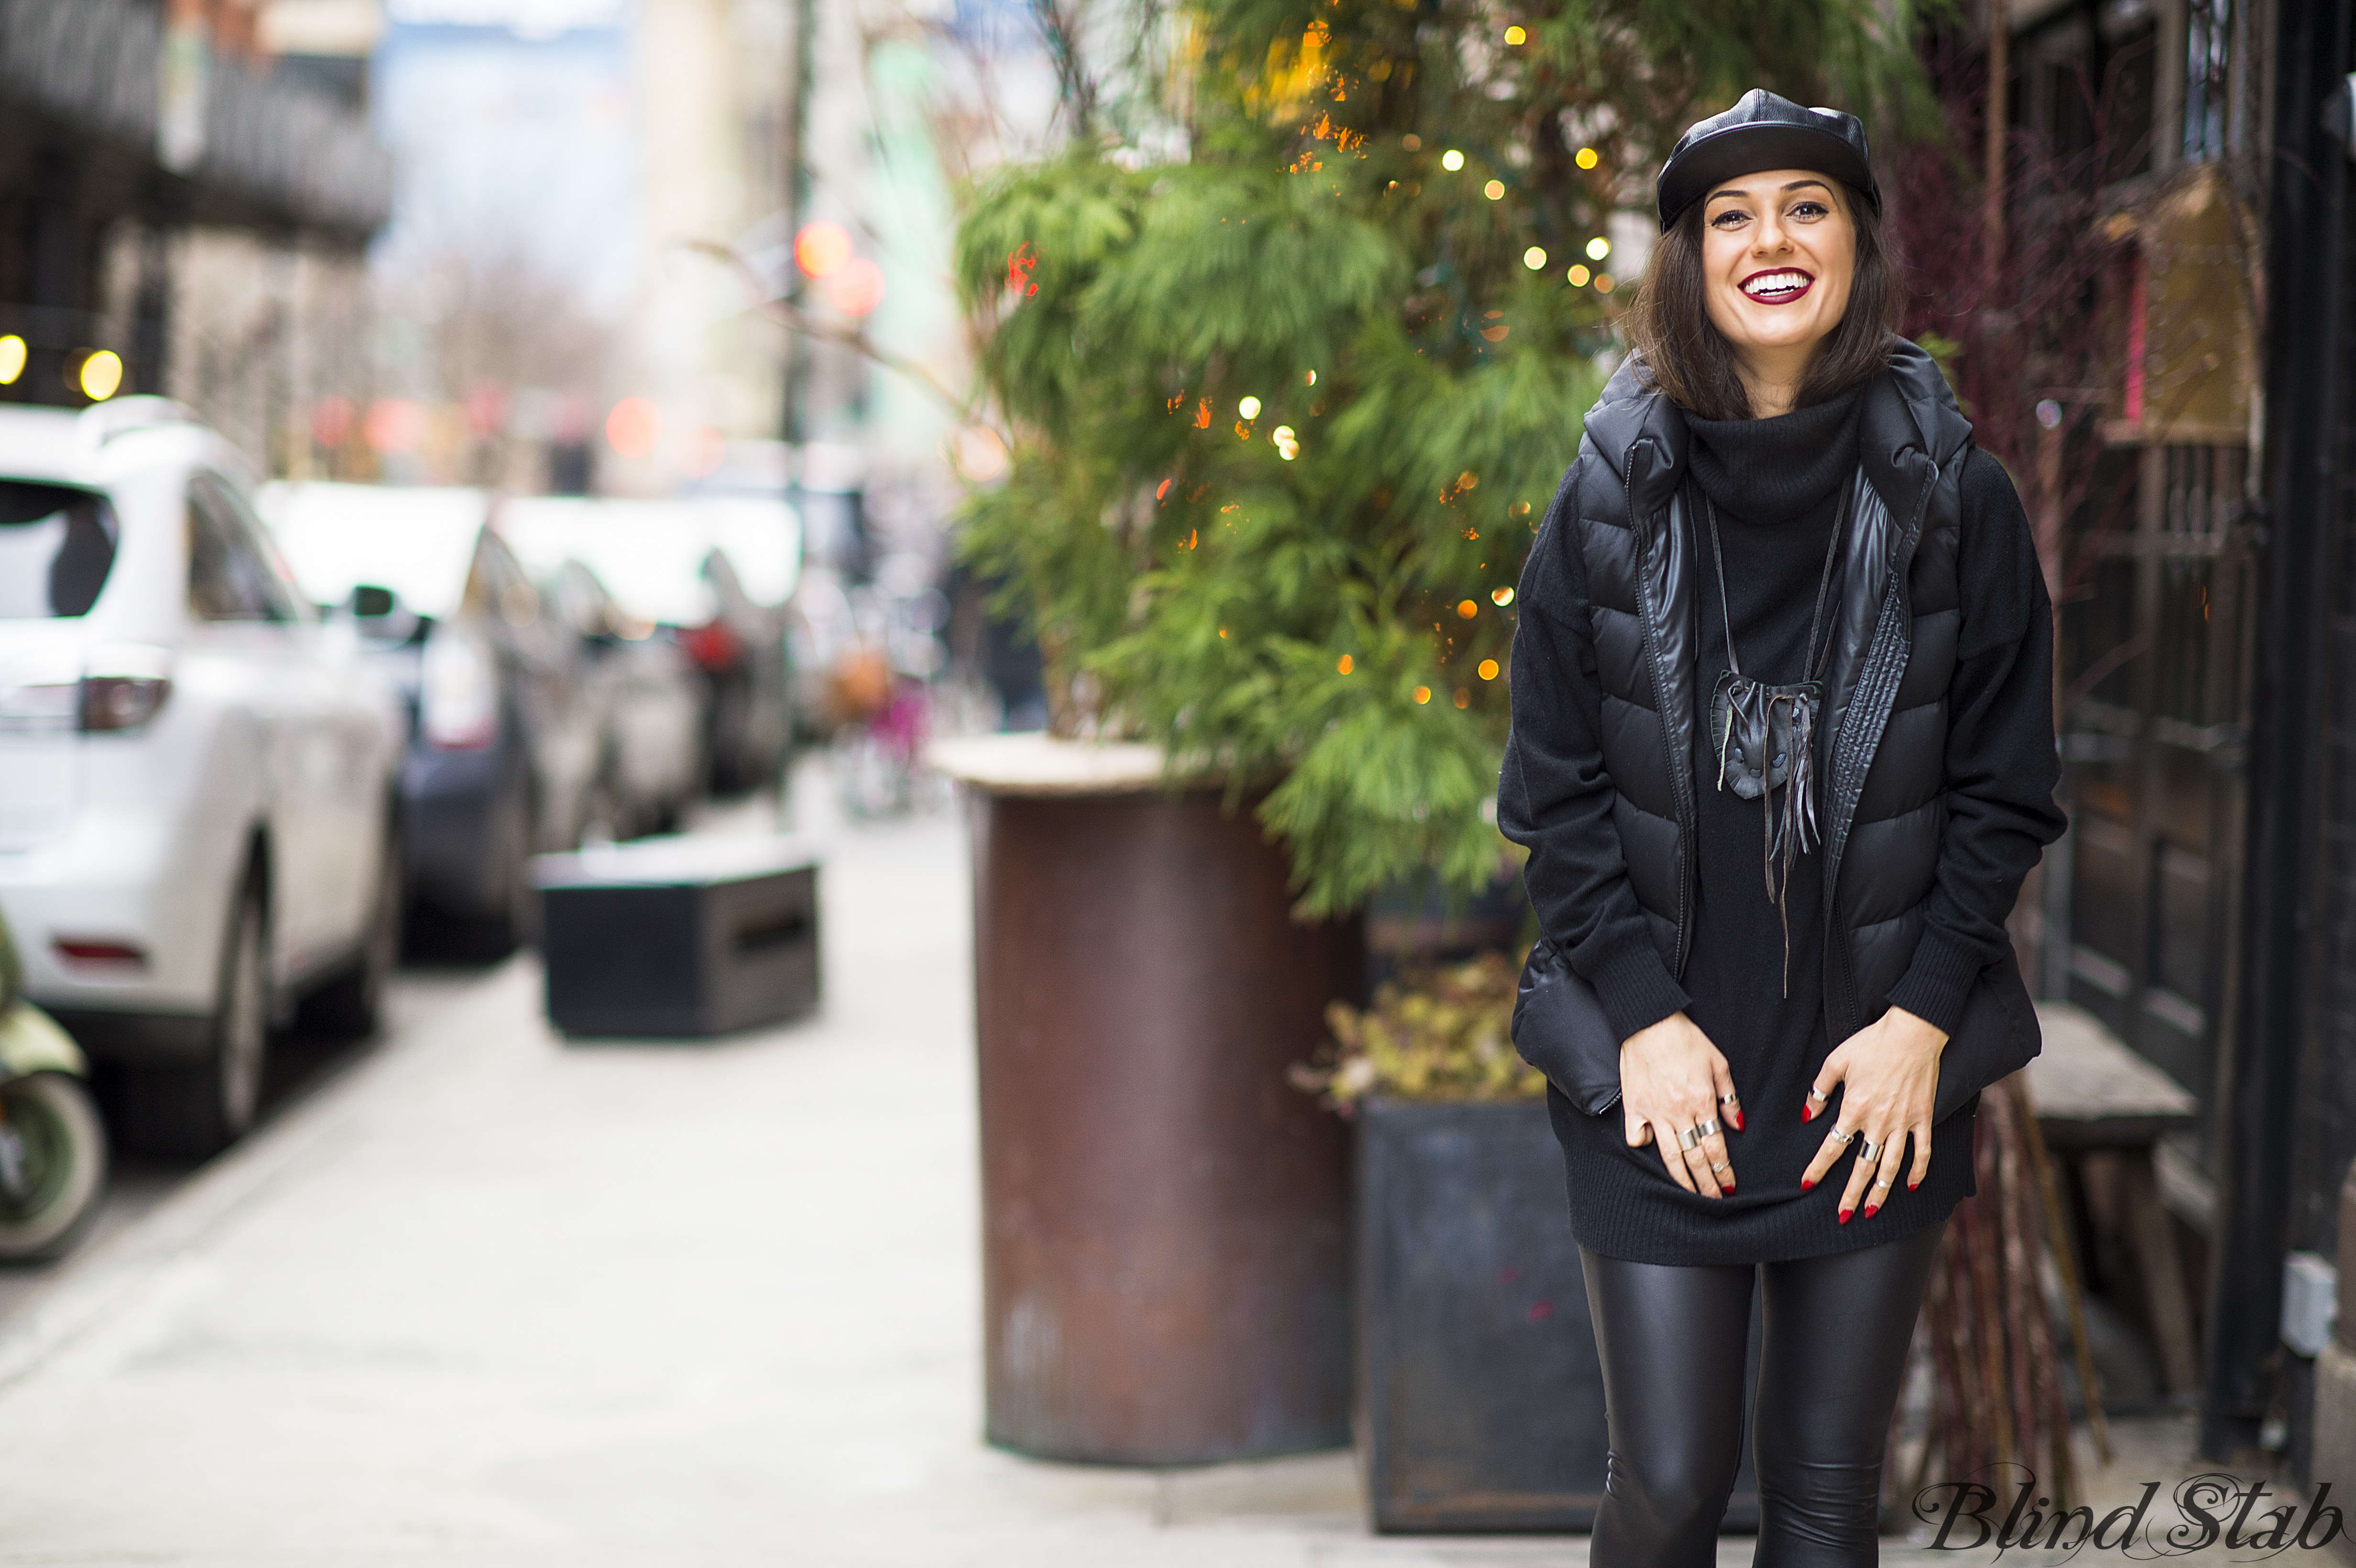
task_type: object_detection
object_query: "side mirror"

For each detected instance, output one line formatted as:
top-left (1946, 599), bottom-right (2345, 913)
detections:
top-left (352, 584), bottom-right (398, 619)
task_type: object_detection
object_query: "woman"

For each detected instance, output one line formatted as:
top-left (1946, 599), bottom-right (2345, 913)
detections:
top-left (1497, 90), bottom-right (2067, 1566)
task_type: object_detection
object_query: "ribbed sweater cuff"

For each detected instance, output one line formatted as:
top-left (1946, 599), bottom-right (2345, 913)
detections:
top-left (1884, 928), bottom-right (1985, 1038)
top-left (1586, 938), bottom-right (1692, 1044)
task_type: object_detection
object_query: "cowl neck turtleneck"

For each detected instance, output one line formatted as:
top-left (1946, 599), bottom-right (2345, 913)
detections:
top-left (1684, 381), bottom-right (1865, 527)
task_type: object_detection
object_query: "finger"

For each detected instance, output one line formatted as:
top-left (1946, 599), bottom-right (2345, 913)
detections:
top-left (1804, 1052), bottom-right (1845, 1123)
top-left (1709, 1058), bottom-right (1745, 1133)
top-left (1693, 1111), bottom-right (1735, 1192)
top-left (1861, 1135), bottom-right (1904, 1220)
top-left (1800, 1122), bottom-right (1856, 1191)
top-left (1662, 1117), bottom-right (1718, 1197)
top-left (1836, 1133), bottom-right (1878, 1225)
top-left (1652, 1124), bottom-right (1697, 1193)
top-left (1679, 1121), bottom-right (1725, 1198)
top-left (1907, 1122), bottom-right (1932, 1193)
top-left (1701, 1138), bottom-right (1735, 1194)
top-left (1623, 1102), bottom-right (1650, 1148)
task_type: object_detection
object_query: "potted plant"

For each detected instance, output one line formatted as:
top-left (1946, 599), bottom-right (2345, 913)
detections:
top-left (944, 0), bottom-right (1933, 1470)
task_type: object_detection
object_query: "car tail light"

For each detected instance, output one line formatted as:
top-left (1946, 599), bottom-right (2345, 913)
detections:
top-left (82, 646), bottom-right (173, 732)
top-left (53, 937), bottom-right (148, 969)
top-left (81, 674), bottom-right (172, 731)
top-left (0, 647), bottom-right (172, 735)
top-left (420, 629), bottom-right (498, 750)
top-left (681, 620), bottom-right (742, 673)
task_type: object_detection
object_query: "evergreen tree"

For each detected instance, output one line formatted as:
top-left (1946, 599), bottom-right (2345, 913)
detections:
top-left (955, 0), bottom-right (1936, 916)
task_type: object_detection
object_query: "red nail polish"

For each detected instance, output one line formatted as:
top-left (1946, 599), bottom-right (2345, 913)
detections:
top-left (1733, 1111), bottom-right (1744, 1131)
top-left (1723, 1180), bottom-right (1737, 1192)
top-left (1907, 1180), bottom-right (1919, 1191)
top-left (1863, 1204), bottom-right (1879, 1220)
top-left (1800, 1178), bottom-right (1813, 1191)
top-left (1838, 1207), bottom-right (1853, 1225)
top-left (1801, 1106), bottom-right (1813, 1122)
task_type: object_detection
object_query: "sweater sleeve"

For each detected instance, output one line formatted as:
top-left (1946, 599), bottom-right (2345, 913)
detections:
top-left (1498, 469), bottom-right (1692, 1043)
top-left (1882, 449), bottom-right (2070, 1035)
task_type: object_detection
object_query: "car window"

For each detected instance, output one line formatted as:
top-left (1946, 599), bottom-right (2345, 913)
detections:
top-left (189, 472), bottom-right (305, 623)
top-left (0, 481), bottom-right (118, 619)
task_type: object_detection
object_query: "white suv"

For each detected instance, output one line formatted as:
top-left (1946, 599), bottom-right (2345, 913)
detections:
top-left (0, 400), bottom-right (403, 1154)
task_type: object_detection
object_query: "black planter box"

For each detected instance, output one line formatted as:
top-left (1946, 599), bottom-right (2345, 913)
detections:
top-left (532, 836), bottom-right (820, 1038)
top-left (1356, 1098), bottom-right (1761, 1533)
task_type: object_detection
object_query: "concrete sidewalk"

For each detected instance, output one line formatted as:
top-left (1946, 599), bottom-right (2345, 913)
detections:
top-left (0, 797), bottom-right (2275, 1566)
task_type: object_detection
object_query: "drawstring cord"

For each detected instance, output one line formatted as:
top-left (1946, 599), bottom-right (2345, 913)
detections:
top-left (1704, 488), bottom-right (1850, 996)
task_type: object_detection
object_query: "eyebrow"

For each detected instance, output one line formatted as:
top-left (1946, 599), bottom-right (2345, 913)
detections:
top-left (1705, 179), bottom-right (1834, 205)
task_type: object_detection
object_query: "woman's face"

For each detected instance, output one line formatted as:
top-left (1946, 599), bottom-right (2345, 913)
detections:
top-left (1697, 169), bottom-right (1856, 369)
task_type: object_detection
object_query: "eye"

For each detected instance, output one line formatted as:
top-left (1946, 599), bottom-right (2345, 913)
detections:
top-left (1709, 208), bottom-right (1749, 228)
top-left (1788, 200), bottom-right (1830, 219)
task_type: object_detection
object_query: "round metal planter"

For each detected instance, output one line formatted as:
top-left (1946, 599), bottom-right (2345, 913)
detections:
top-left (946, 738), bottom-right (1358, 1465)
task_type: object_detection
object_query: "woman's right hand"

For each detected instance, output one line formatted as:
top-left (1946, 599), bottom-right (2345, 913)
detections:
top-left (1620, 1011), bottom-right (1743, 1197)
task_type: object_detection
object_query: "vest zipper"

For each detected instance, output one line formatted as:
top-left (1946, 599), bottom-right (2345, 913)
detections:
top-left (1820, 466), bottom-right (1939, 1036)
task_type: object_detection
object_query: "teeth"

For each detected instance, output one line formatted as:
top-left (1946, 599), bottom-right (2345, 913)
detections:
top-left (1743, 271), bottom-right (1810, 298)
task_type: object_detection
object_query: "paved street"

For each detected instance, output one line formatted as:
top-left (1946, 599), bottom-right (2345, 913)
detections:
top-left (0, 782), bottom-right (2273, 1567)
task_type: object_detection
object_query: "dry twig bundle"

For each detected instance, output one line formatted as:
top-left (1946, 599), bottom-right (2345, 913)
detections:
top-left (1899, 1072), bottom-right (2108, 1513)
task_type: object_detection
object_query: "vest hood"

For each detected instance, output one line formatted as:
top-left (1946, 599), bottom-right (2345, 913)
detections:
top-left (1583, 335), bottom-right (1971, 546)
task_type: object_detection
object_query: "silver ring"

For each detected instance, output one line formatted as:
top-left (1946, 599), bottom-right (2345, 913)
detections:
top-left (1677, 1126), bottom-right (1702, 1151)
top-left (1857, 1138), bottom-right (1882, 1163)
top-left (1873, 1176), bottom-right (1894, 1190)
top-left (1711, 1160), bottom-right (1730, 1174)
top-left (1807, 1088), bottom-right (1830, 1105)
top-left (1720, 1093), bottom-right (1740, 1106)
top-left (1825, 1126), bottom-right (1854, 1146)
top-left (1695, 1117), bottom-right (1721, 1138)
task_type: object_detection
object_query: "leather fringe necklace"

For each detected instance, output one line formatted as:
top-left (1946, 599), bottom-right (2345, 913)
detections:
top-left (1703, 489), bottom-right (1851, 995)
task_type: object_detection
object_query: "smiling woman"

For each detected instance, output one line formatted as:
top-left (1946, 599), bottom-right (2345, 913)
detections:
top-left (1499, 88), bottom-right (2067, 1568)
top-left (1627, 138), bottom-right (1902, 420)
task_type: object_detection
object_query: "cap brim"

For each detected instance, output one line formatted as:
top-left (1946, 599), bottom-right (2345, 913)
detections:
top-left (1657, 125), bottom-right (1877, 230)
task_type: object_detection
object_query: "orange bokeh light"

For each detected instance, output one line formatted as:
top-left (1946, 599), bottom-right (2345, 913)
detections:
top-left (605, 397), bottom-right (662, 459)
top-left (681, 426), bottom-right (727, 477)
top-left (795, 221), bottom-right (853, 279)
top-left (363, 398), bottom-right (426, 456)
top-left (828, 257), bottom-right (887, 317)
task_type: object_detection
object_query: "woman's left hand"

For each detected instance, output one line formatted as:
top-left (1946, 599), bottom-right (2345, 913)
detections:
top-left (1800, 1006), bottom-right (1948, 1224)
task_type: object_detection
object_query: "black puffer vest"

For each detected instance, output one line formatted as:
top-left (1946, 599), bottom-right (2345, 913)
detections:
top-left (1565, 338), bottom-right (1971, 1047)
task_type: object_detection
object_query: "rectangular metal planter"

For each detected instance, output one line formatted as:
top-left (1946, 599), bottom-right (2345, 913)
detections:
top-left (1355, 1097), bottom-right (1761, 1533)
top-left (533, 837), bottom-right (820, 1038)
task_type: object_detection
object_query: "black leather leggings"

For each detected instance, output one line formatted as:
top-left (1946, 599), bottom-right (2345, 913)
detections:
top-left (1580, 1222), bottom-right (1945, 1568)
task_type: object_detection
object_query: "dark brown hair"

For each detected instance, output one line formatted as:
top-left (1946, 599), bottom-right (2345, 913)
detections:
top-left (1625, 180), bottom-right (1901, 421)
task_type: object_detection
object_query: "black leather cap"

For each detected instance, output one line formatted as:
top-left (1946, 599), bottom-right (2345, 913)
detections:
top-left (1655, 89), bottom-right (1878, 231)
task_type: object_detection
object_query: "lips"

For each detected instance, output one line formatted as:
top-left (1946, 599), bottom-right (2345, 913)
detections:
top-left (1740, 268), bottom-right (1813, 304)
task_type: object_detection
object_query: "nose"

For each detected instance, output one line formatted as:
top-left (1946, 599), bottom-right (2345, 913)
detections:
top-left (1753, 210), bottom-right (1791, 253)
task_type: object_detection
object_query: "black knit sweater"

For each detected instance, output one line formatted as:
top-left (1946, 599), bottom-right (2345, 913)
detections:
top-left (1505, 384), bottom-right (2060, 1265)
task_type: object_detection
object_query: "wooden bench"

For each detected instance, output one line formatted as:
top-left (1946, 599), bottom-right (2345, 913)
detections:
top-left (2028, 1002), bottom-right (2202, 1394)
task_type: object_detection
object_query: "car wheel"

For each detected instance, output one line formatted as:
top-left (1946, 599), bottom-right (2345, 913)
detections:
top-left (298, 830), bottom-right (401, 1040)
top-left (119, 877), bottom-right (268, 1159)
top-left (0, 1071), bottom-right (109, 1261)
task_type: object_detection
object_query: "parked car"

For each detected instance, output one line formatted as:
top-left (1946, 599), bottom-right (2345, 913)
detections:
top-left (0, 399), bottom-right (404, 1155)
top-left (261, 482), bottom-right (610, 953)
top-left (535, 556), bottom-right (708, 838)
top-left (502, 496), bottom-right (798, 798)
